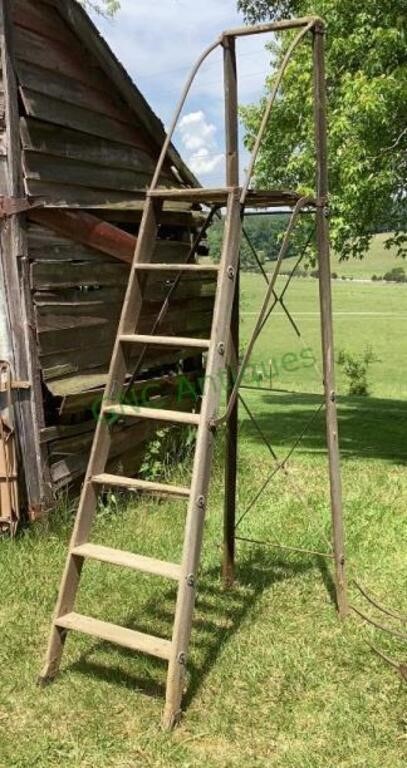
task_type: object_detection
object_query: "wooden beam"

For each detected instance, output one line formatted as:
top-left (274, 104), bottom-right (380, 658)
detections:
top-left (0, 0), bottom-right (50, 515)
top-left (223, 36), bottom-right (239, 588)
top-left (29, 208), bottom-right (137, 264)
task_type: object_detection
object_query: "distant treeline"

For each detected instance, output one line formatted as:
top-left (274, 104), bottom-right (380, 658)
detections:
top-left (207, 213), bottom-right (292, 270)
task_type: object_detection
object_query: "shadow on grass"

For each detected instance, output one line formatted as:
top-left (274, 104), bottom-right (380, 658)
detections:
top-left (239, 392), bottom-right (407, 463)
top-left (67, 549), bottom-right (320, 712)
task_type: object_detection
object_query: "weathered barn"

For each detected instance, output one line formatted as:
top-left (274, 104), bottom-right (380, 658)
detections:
top-left (0, 0), bottom-right (213, 522)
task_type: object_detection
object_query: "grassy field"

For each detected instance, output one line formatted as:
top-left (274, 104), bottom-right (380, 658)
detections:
top-left (0, 256), bottom-right (406, 766)
top-left (330, 233), bottom-right (405, 279)
top-left (241, 273), bottom-right (406, 399)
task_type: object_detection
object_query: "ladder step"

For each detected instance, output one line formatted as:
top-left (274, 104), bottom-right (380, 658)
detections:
top-left (71, 543), bottom-right (182, 580)
top-left (134, 263), bottom-right (219, 272)
top-left (103, 405), bottom-right (201, 425)
top-left (120, 334), bottom-right (210, 350)
top-left (92, 473), bottom-right (190, 498)
top-left (55, 612), bottom-right (172, 661)
top-left (148, 187), bottom-right (306, 208)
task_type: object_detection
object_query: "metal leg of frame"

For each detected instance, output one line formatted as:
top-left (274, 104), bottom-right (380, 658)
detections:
top-left (313, 24), bottom-right (348, 617)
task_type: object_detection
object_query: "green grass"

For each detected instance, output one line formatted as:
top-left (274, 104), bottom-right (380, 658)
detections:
top-left (0, 268), bottom-right (406, 767)
top-left (331, 234), bottom-right (404, 279)
top-left (240, 273), bottom-right (407, 399)
top-left (276, 232), bottom-right (404, 280)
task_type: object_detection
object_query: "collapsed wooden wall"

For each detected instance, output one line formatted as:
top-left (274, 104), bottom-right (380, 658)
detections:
top-left (0, 0), bottom-right (215, 501)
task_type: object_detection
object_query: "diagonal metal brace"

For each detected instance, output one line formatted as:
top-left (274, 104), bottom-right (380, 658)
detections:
top-left (214, 196), bottom-right (314, 428)
top-left (242, 225), bottom-right (301, 337)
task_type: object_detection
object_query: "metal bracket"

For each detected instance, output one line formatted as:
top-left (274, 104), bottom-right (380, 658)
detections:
top-left (0, 196), bottom-right (45, 219)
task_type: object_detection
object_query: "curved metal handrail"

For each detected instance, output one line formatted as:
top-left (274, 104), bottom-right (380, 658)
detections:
top-left (240, 19), bottom-right (315, 204)
top-left (150, 16), bottom-right (322, 193)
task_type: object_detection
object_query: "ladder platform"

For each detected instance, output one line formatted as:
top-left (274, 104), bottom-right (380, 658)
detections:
top-left (103, 404), bottom-right (201, 425)
top-left (92, 473), bottom-right (190, 498)
top-left (148, 186), bottom-right (306, 208)
top-left (55, 612), bottom-right (172, 660)
top-left (71, 543), bottom-right (182, 580)
top-left (120, 334), bottom-right (210, 349)
top-left (133, 263), bottom-right (219, 272)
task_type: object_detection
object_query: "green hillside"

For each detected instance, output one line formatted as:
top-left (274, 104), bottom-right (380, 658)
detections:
top-left (331, 234), bottom-right (404, 279)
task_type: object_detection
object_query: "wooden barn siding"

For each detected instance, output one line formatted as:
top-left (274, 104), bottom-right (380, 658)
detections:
top-left (29, 220), bottom-right (214, 489)
top-left (41, 373), bottom-right (199, 489)
top-left (12, 0), bottom-right (176, 205)
top-left (29, 223), bottom-right (215, 383)
top-left (0, 0), bottom-right (51, 510)
top-left (0, 43), bottom-right (11, 361)
top-left (2, 0), bottom-right (210, 496)
top-left (0, 56), bottom-right (7, 189)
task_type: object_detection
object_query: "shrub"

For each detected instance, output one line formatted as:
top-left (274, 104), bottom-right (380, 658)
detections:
top-left (337, 346), bottom-right (378, 396)
top-left (383, 266), bottom-right (406, 283)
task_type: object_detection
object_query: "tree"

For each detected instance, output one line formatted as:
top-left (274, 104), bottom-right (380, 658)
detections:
top-left (207, 213), bottom-right (293, 270)
top-left (238, 0), bottom-right (406, 260)
top-left (79, 0), bottom-right (120, 16)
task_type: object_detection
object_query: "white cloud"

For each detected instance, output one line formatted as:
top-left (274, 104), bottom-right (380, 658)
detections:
top-left (93, 1), bottom-right (273, 181)
top-left (189, 147), bottom-right (224, 175)
top-left (179, 111), bottom-right (216, 150)
top-left (178, 110), bottom-right (224, 177)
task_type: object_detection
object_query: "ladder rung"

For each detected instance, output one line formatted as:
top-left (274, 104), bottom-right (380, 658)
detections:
top-left (103, 405), bottom-right (201, 425)
top-left (120, 334), bottom-right (210, 350)
top-left (71, 543), bottom-right (181, 580)
top-left (55, 612), bottom-right (172, 660)
top-left (134, 263), bottom-right (219, 272)
top-left (92, 473), bottom-right (190, 498)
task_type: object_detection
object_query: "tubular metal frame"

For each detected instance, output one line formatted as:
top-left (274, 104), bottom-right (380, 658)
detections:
top-left (150, 16), bottom-right (348, 616)
top-left (148, 16), bottom-right (348, 618)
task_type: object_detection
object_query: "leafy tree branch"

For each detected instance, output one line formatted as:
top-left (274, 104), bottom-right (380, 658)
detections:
top-left (238, 0), bottom-right (406, 260)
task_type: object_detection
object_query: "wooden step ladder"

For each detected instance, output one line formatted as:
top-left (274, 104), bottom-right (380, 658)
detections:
top-left (40, 16), bottom-right (348, 729)
top-left (39, 186), bottom-right (243, 729)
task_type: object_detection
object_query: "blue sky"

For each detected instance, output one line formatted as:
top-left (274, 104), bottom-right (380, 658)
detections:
top-left (92, 0), bottom-right (273, 186)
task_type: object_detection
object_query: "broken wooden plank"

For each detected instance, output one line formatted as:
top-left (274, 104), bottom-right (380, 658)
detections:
top-left (21, 180), bottom-right (154, 209)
